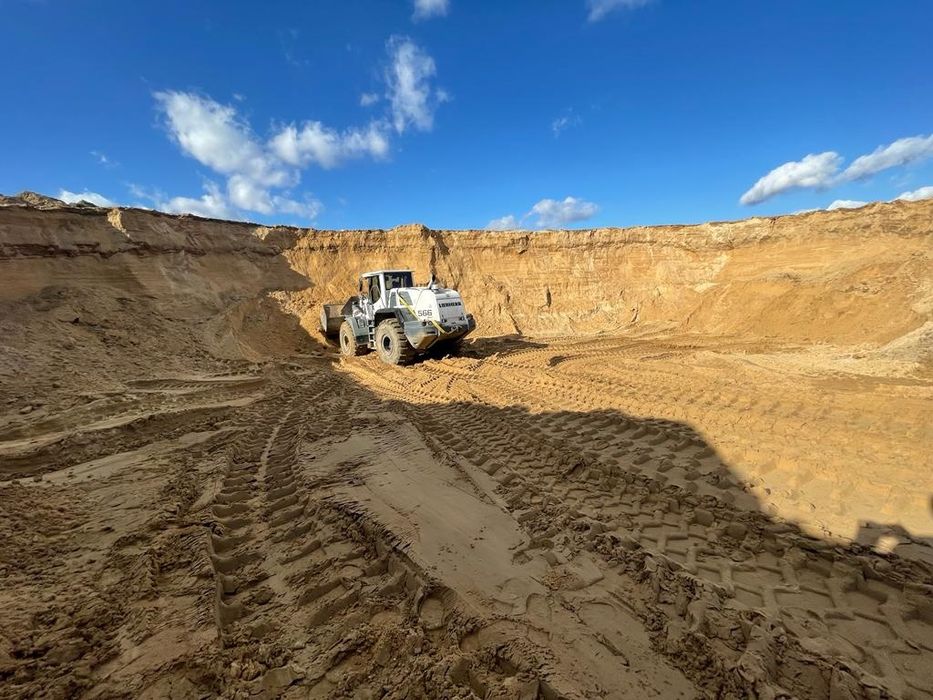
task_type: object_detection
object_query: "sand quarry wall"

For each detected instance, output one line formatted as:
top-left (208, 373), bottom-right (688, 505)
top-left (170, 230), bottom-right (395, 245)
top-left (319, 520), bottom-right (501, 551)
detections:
top-left (1, 198), bottom-right (931, 354)
top-left (0, 205), bottom-right (315, 382)
top-left (274, 201), bottom-right (932, 347)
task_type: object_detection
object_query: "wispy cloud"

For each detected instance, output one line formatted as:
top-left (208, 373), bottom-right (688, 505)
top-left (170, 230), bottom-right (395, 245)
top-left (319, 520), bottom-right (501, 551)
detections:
top-left (826, 199), bottom-right (868, 211)
top-left (740, 152), bottom-right (842, 205)
top-left (385, 36), bottom-right (447, 134)
top-left (842, 135), bottom-right (933, 180)
top-left (551, 113), bottom-right (581, 137)
top-left (741, 133), bottom-right (933, 206)
top-left (530, 196), bottom-right (599, 227)
top-left (269, 121), bottom-right (389, 169)
top-left (152, 90), bottom-right (349, 221)
top-left (486, 214), bottom-right (519, 231)
top-left (587, 0), bottom-right (654, 22)
top-left (412, 0), bottom-right (449, 20)
top-left (815, 186), bottom-right (932, 212)
top-left (360, 92), bottom-right (380, 107)
top-left (279, 28), bottom-right (310, 68)
top-left (487, 196), bottom-right (599, 230)
top-left (58, 189), bottom-right (117, 208)
top-left (162, 183), bottom-right (237, 219)
top-left (90, 150), bottom-right (118, 168)
top-left (225, 175), bottom-right (322, 218)
top-left (155, 91), bottom-right (291, 187)
top-left (129, 182), bottom-right (236, 219)
top-left (895, 185), bottom-right (933, 202)
top-left (147, 39), bottom-right (443, 223)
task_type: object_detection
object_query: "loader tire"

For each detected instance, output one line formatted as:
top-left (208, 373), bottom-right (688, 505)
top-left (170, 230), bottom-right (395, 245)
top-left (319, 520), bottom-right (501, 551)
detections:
top-left (375, 319), bottom-right (416, 365)
top-left (339, 321), bottom-right (367, 357)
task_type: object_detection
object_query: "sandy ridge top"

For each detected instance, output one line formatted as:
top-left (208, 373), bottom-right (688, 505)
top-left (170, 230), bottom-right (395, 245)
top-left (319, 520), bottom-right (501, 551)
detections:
top-left (1, 191), bottom-right (931, 260)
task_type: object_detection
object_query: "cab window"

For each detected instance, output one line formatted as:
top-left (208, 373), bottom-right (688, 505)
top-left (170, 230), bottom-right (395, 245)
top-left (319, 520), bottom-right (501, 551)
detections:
top-left (385, 272), bottom-right (413, 290)
top-left (366, 277), bottom-right (381, 303)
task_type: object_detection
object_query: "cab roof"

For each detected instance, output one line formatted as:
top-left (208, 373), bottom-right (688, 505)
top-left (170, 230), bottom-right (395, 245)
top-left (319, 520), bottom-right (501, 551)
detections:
top-left (360, 269), bottom-right (413, 277)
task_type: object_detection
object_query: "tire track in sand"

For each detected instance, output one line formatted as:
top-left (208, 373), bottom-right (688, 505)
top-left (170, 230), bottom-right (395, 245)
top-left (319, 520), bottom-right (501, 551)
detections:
top-left (342, 352), bottom-right (933, 699)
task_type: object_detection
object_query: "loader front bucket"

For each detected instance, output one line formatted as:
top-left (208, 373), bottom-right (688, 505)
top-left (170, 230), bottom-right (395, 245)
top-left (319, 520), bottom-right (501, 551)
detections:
top-left (320, 302), bottom-right (346, 338)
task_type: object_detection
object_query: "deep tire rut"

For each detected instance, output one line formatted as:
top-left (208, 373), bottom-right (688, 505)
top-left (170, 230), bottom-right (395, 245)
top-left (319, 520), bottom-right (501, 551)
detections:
top-left (343, 348), bottom-right (933, 699)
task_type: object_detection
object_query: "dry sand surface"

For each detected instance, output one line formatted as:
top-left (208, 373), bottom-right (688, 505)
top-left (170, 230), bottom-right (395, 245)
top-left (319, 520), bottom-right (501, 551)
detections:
top-left (0, 193), bottom-right (931, 699)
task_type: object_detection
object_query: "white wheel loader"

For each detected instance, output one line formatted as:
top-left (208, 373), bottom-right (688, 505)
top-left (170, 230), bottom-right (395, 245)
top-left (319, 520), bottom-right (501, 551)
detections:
top-left (320, 269), bottom-right (476, 365)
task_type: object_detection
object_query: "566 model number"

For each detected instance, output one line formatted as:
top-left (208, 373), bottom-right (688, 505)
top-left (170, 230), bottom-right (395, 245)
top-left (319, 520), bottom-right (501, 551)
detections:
top-left (417, 310), bottom-right (434, 317)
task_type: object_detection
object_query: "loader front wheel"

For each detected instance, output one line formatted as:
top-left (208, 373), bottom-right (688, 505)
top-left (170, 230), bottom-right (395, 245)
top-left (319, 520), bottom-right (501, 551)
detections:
top-left (339, 321), bottom-right (367, 357)
top-left (375, 319), bottom-right (416, 365)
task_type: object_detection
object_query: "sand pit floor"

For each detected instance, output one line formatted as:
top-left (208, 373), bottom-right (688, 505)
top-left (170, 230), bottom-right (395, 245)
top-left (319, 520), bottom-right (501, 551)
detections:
top-left (1, 334), bottom-right (931, 699)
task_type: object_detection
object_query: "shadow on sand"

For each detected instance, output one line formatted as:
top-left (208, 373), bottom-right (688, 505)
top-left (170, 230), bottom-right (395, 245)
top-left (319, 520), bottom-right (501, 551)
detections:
top-left (293, 332), bottom-right (933, 698)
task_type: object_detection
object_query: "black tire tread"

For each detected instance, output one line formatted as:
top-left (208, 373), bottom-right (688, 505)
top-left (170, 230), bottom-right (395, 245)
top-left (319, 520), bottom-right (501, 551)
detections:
top-left (339, 321), bottom-right (367, 356)
top-left (376, 319), bottom-right (416, 365)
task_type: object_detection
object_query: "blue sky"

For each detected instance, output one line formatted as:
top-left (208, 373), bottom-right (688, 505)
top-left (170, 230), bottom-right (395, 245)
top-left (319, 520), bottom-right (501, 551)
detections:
top-left (2, 0), bottom-right (932, 229)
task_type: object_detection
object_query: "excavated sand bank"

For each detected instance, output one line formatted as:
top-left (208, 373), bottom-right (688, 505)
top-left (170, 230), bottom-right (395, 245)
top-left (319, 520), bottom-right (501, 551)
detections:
top-left (0, 195), bottom-right (931, 698)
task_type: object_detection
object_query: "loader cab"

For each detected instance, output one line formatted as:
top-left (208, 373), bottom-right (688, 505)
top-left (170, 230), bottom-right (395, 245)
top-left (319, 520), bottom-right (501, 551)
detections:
top-left (359, 270), bottom-right (414, 312)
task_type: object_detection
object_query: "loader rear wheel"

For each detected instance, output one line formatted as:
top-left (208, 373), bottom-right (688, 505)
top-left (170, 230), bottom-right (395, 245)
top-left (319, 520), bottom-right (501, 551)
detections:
top-left (339, 321), bottom-right (367, 357)
top-left (375, 319), bottom-right (416, 365)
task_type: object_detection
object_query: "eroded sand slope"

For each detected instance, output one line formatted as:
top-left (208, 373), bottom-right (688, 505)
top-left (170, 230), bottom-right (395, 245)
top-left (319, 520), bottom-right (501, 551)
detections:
top-left (0, 196), bottom-right (931, 699)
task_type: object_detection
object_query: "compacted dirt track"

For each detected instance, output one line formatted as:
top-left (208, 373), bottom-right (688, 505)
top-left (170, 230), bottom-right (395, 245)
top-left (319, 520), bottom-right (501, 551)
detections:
top-left (1, 196), bottom-right (931, 698)
top-left (2, 338), bottom-right (931, 699)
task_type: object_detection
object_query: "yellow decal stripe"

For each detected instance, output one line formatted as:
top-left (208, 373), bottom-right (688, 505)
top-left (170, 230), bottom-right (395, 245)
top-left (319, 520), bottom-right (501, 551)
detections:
top-left (397, 293), bottom-right (445, 334)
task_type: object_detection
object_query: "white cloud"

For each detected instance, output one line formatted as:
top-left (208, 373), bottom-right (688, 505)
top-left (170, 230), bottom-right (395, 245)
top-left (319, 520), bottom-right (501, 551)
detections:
top-left (132, 181), bottom-right (235, 219)
top-left (551, 114), bottom-right (581, 137)
top-left (360, 92), bottom-right (380, 107)
top-left (225, 174), bottom-right (275, 213)
top-left (164, 184), bottom-right (235, 219)
top-left (895, 185), bottom-right (933, 202)
top-left (151, 41), bottom-right (444, 223)
top-left (271, 195), bottom-right (322, 220)
top-left (413, 0), bottom-right (449, 20)
top-left (90, 150), bottom-right (117, 168)
top-left (153, 90), bottom-right (395, 222)
top-left (155, 91), bottom-right (291, 188)
top-left (530, 196), bottom-right (599, 228)
top-left (486, 215), bottom-right (519, 231)
top-left (154, 91), bottom-right (313, 221)
top-left (131, 180), bottom-right (319, 223)
top-left (741, 133), bottom-right (933, 206)
top-left (488, 196), bottom-right (599, 230)
top-left (58, 190), bottom-right (117, 207)
top-left (587, 0), bottom-right (653, 22)
top-left (269, 121), bottom-right (389, 169)
top-left (842, 135), bottom-right (933, 181)
top-left (226, 175), bottom-right (321, 219)
top-left (740, 152), bottom-right (842, 205)
top-left (385, 36), bottom-right (445, 134)
top-left (826, 199), bottom-right (868, 210)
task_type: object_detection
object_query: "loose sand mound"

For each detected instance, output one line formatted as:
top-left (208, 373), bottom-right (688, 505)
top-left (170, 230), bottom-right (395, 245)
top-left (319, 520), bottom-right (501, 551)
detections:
top-left (0, 196), bottom-right (931, 699)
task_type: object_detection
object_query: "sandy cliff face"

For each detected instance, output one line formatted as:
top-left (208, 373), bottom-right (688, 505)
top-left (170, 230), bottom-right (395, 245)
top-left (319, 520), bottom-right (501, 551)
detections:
top-left (5, 196), bottom-right (930, 350)
top-left (0, 205), bottom-right (314, 399)
top-left (278, 201), bottom-right (933, 355)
